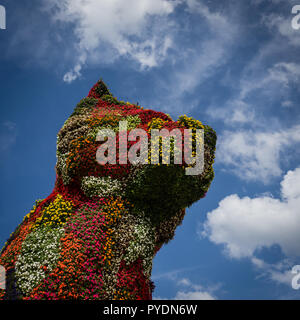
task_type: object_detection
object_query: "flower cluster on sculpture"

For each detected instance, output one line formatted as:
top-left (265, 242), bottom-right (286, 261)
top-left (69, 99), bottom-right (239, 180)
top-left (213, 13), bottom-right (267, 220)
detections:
top-left (0, 79), bottom-right (216, 300)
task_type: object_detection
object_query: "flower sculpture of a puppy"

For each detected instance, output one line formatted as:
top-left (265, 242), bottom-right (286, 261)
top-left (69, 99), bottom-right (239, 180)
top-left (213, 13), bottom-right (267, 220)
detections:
top-left (0, 80), bottom-right (216, 300)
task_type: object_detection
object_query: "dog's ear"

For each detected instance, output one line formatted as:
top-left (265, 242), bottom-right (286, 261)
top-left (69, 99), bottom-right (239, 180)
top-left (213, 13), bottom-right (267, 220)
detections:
top-left (88, 79), bottom-right (111, 99)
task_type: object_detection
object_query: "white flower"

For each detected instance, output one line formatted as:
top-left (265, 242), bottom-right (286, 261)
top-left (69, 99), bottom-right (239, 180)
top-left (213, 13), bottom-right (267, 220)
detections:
top-left (15, 226), bottom-right (64, 295)
top-left (81, 176), bottom-right (124, 198)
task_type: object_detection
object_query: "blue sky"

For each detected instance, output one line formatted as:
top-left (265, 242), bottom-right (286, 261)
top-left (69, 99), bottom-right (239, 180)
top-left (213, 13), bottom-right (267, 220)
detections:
top-left (0, 0), bottom-right (300, 300)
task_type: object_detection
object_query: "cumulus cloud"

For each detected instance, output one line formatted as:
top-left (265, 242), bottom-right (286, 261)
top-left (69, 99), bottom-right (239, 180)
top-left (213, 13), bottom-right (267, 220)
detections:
top-left (217, 125), bottom-right (300, 182)
top-left (45, 0), bottom-right (179, 82)
top-left (201, 167), bottom-right (300, 260)
top-left (45, 0), bottom-right (239, 114)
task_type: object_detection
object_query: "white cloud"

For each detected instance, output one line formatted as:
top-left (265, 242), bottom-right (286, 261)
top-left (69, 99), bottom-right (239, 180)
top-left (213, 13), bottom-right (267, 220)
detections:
top-left (45, 0), bottom-right (179, 82)
top-left (238, 62), bottom-right (300, 101)
top-left (152, 296), bottom-right (168, 300)
top-left (281, 167), bottom-right (300, 200)
top-left (207, 99), bottom-right (255, 125)
top-left (281, 100), bottom-right (294, 108)
top-left (174, 277), bottom-right (218, 300)
top-left (152, 273), bottom-right (219, 300)
top-left (217, 125), bottom-right (300, 182)
top-left (150, 0), bottom-right (239, 115)
top-left (63, 63), bottom-right (83, 84)
top-left (206, 2), bottom-right (300, 128)
top-left (208, 61), bottom-right (300, 126)
top-left (177, 277), bottom-right (193, 287)
top-left (201, 167), bottom-right (300, 260)
top-left (240, 11), bottom-right (300, 105)
top-left (251, 257), bottom-right (294, 286)
top-left (175, 0), bottom-right (238, 93)
top-left (281, 100), bottom-right (293, 108)
top-left (263, 12), bottom-right (300, 47)
top-left (174, 290), bottom-right (215, 300)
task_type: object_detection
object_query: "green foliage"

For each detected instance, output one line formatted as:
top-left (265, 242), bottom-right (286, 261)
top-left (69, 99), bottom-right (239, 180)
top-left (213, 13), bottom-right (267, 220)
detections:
top-left (94, 80), bottom-right (111, 97)
top-left (177, 115), bottom-right (204, 129)
top-left (203, 125), bottom-right (217, 151)
top-left (101, 94), bottom-right (126, 106)
top-left (126, 165), bottom-right (210, 225)
top-left (71, 97), bottom-right (98, 117)
top-left (126, 125), bottom-right (217, 225)
top-left (87, 114), bottom-right (142, 139)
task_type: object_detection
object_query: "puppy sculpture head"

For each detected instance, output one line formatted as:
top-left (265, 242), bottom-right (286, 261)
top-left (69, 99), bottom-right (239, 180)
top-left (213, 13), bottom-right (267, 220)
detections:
top-left (56, 80), bottom-right (216, 225)
top-left (0, 79), bottom-right (216, 300)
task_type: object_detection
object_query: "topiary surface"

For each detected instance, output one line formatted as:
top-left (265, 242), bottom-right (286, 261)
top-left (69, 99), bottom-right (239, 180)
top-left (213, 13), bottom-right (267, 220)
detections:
top-left (0, 79), bottom-right (216, 300)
